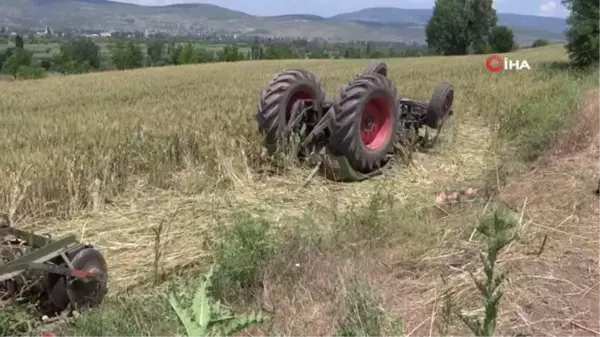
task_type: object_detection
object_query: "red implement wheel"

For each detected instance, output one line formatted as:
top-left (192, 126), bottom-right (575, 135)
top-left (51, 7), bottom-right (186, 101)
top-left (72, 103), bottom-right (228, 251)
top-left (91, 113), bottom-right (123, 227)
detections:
top-left (66, 248), bottom-right (108, 311)
top-left (425, 82), bottom-right (454, 129)
top-left (328, 74), bottom-right (398, 173)
top-left (362, 60), bottom-right (388, 77)
top-left (257, 69), bottom-right (325, 152)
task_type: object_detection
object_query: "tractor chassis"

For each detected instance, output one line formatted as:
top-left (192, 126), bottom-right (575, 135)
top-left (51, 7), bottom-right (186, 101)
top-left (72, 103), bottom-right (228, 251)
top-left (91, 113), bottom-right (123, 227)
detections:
top-left (281, 97), bottom-right (453, 181)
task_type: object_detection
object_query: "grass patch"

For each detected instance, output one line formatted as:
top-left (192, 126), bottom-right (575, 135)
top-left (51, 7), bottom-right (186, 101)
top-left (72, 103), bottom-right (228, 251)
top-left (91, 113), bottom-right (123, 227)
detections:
top-left (210, 212), bottom-right (278, 304)
top-left (334, 281), bottom-right (405, 336)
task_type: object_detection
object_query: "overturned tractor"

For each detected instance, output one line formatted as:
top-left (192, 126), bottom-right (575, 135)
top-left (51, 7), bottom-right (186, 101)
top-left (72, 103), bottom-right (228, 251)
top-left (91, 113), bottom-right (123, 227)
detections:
top-left (256, 60), bottom-right (455, 181)
top-left (0, 214), bottom-right (108, 316)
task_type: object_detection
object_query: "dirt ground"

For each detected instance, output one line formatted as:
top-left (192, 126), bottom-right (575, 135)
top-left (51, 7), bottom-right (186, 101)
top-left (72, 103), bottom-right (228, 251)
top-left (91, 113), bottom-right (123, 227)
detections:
top-left (495, 88), bottom-right (599, 336)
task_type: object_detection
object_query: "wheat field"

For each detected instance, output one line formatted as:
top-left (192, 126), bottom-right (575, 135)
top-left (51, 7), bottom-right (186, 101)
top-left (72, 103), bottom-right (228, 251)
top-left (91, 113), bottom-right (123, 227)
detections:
top-left (1, 44), bottom-right (599, 335)
top-left (0, 45), bottom-right (584, 284)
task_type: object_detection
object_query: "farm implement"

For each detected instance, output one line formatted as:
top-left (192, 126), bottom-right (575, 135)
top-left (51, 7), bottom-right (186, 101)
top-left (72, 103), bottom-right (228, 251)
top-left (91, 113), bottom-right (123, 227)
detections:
top-left (0, 214), bottom-right (107, 316)
top-left (256, 60), bottom-right (455, 181)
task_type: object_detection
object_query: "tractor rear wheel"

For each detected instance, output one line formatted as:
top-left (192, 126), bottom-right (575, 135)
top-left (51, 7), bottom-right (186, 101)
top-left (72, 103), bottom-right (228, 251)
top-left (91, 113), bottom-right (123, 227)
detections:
top-left (362, 60), bottom-right (388, 77)
top-left (257, 69), bottom-right (325, 153)
top-left (328, 74), bottom-right (398, 174)
top-left (425, 82), bottom-right (454, 129)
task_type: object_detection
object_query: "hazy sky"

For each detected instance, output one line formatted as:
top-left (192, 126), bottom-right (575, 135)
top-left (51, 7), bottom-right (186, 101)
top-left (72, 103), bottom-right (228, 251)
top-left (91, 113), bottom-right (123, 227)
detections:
top-left (111, 0), bottom-right (569, 18)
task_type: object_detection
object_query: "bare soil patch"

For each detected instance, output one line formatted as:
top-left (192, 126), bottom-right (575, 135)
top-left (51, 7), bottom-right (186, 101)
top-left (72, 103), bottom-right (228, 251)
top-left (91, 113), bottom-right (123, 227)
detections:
top-left (493, 88), bottom-right (599, 336)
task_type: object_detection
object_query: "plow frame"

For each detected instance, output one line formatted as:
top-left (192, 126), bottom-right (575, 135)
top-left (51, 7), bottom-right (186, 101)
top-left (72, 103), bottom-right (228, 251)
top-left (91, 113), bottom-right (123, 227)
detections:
top-left (1, 223), bottom-right (108, 316)
top-left (0, 227), bottom-right (95, 283)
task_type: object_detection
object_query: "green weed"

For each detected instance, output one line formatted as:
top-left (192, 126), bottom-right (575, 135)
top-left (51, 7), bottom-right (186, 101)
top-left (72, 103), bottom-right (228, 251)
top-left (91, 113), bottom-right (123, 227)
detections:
top-left (211, 212), bottom-right (277, 303)
top-left (454, 208), bottom-right (518, 336)
top-left (168, 265), bottom-right (266, 337)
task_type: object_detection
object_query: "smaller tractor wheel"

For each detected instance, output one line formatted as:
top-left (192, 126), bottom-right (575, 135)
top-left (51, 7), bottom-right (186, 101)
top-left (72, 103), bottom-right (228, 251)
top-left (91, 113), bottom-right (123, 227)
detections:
top-left (66, 248), bottom-right (108, 311)
top-left (257, 69), bottom-right (325, 152)
top-left (329, 74), bottom-right (398, 174)
top-left (362, 60), bottom-right (388, 77)
top-left (425, 82), bottom-right (454, 129)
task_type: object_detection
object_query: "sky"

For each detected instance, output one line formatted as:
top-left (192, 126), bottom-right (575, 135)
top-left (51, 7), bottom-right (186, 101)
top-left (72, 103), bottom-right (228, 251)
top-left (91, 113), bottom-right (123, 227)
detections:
top-left (111, 0), bottom-right (569, 18)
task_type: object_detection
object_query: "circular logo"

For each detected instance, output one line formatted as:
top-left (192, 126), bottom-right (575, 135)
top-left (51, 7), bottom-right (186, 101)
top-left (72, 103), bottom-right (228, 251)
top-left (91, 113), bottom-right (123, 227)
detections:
top-left (485, 55), bottom-right (503, 73)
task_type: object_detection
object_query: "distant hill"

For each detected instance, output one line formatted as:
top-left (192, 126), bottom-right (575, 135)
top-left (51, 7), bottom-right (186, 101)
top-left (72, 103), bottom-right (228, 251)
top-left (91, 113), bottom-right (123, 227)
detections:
top-left (0, 0), bottom-right (567, 44)
top-left (331, 7), bottom-right (567, 35)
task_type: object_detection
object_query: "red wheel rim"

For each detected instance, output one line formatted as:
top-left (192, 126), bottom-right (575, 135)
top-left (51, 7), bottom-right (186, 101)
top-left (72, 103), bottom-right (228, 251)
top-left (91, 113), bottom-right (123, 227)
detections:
top-left (439, 92), bottom-right (453, 121)
top-left (286, 90), bottom-right (313, 121)
top-left (360, 95), bottom-right (393, 151)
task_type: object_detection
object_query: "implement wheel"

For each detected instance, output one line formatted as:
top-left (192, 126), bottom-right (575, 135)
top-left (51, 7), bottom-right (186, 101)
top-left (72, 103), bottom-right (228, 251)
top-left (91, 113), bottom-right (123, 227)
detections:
top-left (425, 82), bottom-right (454, 129)
top-left (257, 69), bottom-right (325, 153)
top-left (328, 74), bottom-right (398, 174)
top-left (66, 248), bottom-right (108, 310)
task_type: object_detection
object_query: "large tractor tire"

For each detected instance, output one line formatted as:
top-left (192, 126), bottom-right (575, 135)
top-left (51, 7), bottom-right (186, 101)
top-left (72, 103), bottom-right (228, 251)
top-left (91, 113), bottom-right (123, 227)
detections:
top-left (362, 60), bottom-right (388, 77)
top-left (257, 69), bottom-right (325, 152)
top-left (328, 74), bottom-right (399, 174)
top-left (425, 82), bottom-right (454, 129)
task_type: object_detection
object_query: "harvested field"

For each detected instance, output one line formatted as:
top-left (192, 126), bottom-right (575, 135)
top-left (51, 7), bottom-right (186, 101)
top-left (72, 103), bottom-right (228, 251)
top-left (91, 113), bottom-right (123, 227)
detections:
top-left (0, 45), bottom-right (598, 336)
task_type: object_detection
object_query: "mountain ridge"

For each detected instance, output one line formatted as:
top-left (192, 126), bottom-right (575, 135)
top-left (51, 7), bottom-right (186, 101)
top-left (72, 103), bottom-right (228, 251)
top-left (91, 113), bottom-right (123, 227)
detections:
top-left (0, 1), bottom-right (567, 44)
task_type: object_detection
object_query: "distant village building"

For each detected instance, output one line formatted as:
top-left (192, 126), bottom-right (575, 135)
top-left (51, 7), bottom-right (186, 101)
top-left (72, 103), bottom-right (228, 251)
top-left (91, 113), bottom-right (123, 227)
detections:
top-left (35, 26), bottom-right (53, 36)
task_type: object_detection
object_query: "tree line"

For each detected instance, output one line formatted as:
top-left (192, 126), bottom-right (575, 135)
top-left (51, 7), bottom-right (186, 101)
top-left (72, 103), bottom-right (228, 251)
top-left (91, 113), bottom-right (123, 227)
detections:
top-left (0, 0), bottom-right (597, 80)
top-left (425, 0), bottom-right (597, 68)
top-left (0, 35), bottom-right (433, 78)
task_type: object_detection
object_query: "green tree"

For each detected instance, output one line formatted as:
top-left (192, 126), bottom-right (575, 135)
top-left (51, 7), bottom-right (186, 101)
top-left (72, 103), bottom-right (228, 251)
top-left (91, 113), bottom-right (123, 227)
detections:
top-left (263, 43), bottom-right (296, 59)
top-left (196, 48), bottom-right (215, 63)
top-left (3, 48), bottom-right (32, 78)
top-left (465, 0), bottom-right (497, 53)
top-left (426, 0), bottom-right (497, 55)
top-left (14, 35), bottom-right (24, 49)
top-left (365, 41), bottom-right (373, 57)
top-left (16, 65), bottom-right (46, 79)
top-left (489, 25), bottom-right (515, 52)
top-left (147, 39), bottom-right (165, 66)
top-left (53, 38), bottom-right (101, 73)
top-left (562, 0), bottom-right (599, 67)
top-left (168, 43), bottom-right (181, 65)
top-left (251, 36), bottom-right (261, 60)
top-left (307, 45), bottom-right (326, 59)
top-left (531, 39), bottom-right (549, 48)
top-left (111, 41), bottom-right (144, 70)
top-left (217, 44), bottom-right (242, 62)
top-left (177, 43), bottom-right (197, 64)
top-left (426, 0), bottom-right (470, 55)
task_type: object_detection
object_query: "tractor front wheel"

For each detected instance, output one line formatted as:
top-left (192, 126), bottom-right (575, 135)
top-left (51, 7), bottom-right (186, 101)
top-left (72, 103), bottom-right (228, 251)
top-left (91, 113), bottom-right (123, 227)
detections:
top-left (425, 82), bottom-right (454, 129)
top-left (328, 74), bottom-right (398, 174)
